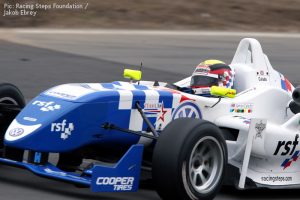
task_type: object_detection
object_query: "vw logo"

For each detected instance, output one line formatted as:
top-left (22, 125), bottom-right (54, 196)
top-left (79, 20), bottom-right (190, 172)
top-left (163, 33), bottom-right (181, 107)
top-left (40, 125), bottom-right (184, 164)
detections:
top-left (172, 102), bottom-right (202, 120)
top-left (9, 128), bottom-right (24, 137)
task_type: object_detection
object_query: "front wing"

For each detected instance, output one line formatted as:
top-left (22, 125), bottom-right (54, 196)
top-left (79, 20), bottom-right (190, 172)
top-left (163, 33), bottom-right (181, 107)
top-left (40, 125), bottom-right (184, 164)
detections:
top-left (0, 144), bottom-right (144, 192)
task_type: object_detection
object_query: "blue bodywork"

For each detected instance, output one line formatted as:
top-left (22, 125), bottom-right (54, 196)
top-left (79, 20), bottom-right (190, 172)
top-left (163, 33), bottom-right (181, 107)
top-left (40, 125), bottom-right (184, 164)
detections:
top-left (0, 144), bottom-right (143, 192)
top-left (4, 82), bottom-right (174, 152)
top-left (0, 81), bottom-right (181, 192)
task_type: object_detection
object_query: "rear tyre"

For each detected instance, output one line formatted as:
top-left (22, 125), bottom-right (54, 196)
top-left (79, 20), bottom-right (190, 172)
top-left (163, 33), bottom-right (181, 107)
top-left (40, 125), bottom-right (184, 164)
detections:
top-left (152, 118), bottom-right (227, 200)
top-left (0, 83), bottom-right (25, 161)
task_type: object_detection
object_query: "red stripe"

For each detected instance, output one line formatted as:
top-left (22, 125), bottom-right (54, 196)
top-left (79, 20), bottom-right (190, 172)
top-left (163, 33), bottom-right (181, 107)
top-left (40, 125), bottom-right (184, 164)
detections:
top-left (191, 86), bottom-right (210, 88)
top-left (210, 69), bottom-right (226, 75)
top-left (284, 160), bottom-right (292, 170)
top-left (285, 78), bottom-right (292, 91)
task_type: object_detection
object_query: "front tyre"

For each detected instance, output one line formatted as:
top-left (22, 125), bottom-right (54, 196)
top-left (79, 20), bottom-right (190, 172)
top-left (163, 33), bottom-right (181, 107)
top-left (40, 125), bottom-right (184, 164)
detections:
top-left (152, 118), bottom-right (227, 200)
top-left (0, 83), bottom-right (25, 161)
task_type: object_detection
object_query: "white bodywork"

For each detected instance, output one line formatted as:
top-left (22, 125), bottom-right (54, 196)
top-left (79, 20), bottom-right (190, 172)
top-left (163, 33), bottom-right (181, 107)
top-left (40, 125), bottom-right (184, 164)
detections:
top-left (166, 38), bottom-right (299, 188)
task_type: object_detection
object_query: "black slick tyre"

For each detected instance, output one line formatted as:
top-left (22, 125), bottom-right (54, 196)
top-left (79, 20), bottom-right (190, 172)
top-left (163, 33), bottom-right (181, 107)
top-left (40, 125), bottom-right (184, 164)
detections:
top-left (0, 83), bottom-right (25, 161)
top-left (152, 118), bottom-right (227, 200)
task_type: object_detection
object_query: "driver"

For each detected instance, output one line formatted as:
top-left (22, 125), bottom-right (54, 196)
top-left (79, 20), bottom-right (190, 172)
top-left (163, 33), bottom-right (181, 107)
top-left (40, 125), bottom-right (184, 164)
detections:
top-left (190, 60), bottom-right (234, 96)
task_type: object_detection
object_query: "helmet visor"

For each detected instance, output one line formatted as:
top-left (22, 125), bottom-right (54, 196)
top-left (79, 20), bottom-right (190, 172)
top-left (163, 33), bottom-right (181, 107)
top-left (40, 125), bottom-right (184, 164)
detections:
top-left (191, 75), bottom-right (218, 88)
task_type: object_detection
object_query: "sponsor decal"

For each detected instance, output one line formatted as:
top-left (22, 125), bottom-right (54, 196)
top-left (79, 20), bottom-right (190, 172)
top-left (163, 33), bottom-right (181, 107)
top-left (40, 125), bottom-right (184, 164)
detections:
top-left (273, 134), bottom-right (300, 170)
top-left (192, 87), bottom-right (211, 95)
top-left (45, 84), bottom-right (97, 100)
top-left (194, 66), bottom-right (210, 75)
top-left (281, 151), bottom-right (300, 170)
top-left (172, 102), bottom-right (202, 120)
top-left (9, 128), bottom-right (24, 137)
top-left (51, 119), bottom-right (74, 140)
top-left (34, 152), bottom-right (42, 163)
top-left (230, 103), bottom-right (253, 113)
top-left (232, 116), bottom-right (250, 124)
top-left (33, 100), bottom-right (61, 112)
top-left (255, 120), bottom-right (266, 139)
top-left (157, 104), bottom-right (168, 122)
top-left (46, 91), bottom-right (77, 100)
top-left (79, 83), bottom-right (92, 89)
top-left (91, 145), bottom-right (142, 192)
top-left (274, 134), bottom-right (299, 156)
top-left (144, 102), bottom-right (168, 122)
top-left (257, 71), bottom-right (269, 82)
top-left (44, 168), bottom-right (87, 181)
top-left (96, 177), bottom-right (134, 191)
top-left (144, 102), bottom-right (162, 110)
top-left (201, 88), bottom-right (210, 94)
top-left (258, 76), bottom-right (268, 82)
top-left (44, 168), bottom-right (67, 176)
top-left (279, 73), bottom-right (292, 93)
top-left (243, 119), bottom-right (251, 124)
top-left (261, 175), bottom-right (292, 182)
top-left (23, 117), bottom-right (37, 122)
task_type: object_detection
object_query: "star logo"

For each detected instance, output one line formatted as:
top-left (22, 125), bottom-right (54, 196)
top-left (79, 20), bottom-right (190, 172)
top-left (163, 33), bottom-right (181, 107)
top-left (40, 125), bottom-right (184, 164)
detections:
top-left (158, 103), bottom-right (168, 122)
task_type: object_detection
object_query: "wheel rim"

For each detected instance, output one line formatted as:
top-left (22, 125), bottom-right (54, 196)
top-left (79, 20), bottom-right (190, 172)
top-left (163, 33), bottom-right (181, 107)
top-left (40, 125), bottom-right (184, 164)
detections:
top-left (186, 136), bottom-right (224, 194)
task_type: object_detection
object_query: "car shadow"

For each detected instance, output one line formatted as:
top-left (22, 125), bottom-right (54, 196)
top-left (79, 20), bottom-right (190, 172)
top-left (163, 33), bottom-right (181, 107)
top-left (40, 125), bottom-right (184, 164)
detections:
top-left (0, 165), bottom-right (298, 200)
top-left (0, 165), bottom-right (159, 200)
top-left (220, 186), bottom-right (300, 199)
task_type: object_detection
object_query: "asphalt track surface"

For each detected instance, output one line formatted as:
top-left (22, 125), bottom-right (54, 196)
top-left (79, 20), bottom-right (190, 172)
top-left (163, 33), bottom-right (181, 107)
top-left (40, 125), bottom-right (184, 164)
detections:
top-left (0, 30), bottom-right (300, 200)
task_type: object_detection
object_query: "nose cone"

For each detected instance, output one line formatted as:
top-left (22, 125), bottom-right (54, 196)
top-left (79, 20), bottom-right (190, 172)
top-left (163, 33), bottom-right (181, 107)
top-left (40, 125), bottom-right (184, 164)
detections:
top-left (3, 94), bottom-right (81, 151)
top-left (5, 119), bottom-right (41, 142)
top-left (4, 81), bottom-right (153, 152)
top-left (3, 90), bottom-right (113, 152)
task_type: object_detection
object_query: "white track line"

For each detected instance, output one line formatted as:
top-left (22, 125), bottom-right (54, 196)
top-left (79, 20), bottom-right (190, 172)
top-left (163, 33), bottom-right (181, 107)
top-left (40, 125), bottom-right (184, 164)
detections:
top-left (1, 28), bottom-right (300, 38)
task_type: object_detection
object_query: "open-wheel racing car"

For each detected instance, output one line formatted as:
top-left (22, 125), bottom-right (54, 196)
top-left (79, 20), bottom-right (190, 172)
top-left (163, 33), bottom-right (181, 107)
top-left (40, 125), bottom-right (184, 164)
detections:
top-left (0, 38), bottom-right (300, 200)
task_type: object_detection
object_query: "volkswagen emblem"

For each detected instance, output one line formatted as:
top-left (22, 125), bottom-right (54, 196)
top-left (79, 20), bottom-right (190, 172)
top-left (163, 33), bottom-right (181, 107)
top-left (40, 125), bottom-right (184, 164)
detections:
top-left (9, 128), bottom-right (24, 137)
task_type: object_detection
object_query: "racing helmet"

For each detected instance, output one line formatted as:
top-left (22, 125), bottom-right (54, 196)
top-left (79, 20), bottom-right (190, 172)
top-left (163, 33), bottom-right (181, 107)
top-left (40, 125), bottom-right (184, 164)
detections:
top-left (190, 59), bottom-right (234, 96)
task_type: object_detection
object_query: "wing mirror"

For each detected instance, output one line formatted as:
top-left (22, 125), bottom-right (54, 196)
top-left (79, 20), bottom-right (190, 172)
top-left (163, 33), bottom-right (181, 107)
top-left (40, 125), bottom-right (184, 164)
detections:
top-left (123, 69), bottom-right (142, 81)
top-left (210, 86), bottom-right (236, 98)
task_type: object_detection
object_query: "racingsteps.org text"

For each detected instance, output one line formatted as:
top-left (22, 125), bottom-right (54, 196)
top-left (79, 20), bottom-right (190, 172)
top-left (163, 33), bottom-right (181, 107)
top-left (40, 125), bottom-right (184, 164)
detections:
top-left (261, 176), bottom-right (292, 182)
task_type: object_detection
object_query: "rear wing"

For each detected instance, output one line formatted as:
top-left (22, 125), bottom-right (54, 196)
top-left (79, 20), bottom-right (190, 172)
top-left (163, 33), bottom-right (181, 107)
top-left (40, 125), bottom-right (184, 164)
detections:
top-left (231, 38), bottom-right (271, 71)
top-left (230, 38), bottom-right (292, 93)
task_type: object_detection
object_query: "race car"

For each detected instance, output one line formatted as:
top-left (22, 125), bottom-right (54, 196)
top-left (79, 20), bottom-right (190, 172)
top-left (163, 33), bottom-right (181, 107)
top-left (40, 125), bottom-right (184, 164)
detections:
top-left (0, 38), bottom-right (299, 200)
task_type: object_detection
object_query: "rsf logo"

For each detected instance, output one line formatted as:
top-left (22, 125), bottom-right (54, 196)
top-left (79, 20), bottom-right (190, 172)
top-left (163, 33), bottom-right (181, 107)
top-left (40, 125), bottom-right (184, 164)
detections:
top-left (274, 134), bottom-right (299, 156)
top-left (51, 119), bottom-right (74, 140)
top-left (273, 134), bottom-right (300, 170)
top-left (33, 101), bottom-right (61, 112)
top-left (9, 128), bottom-right (24, 137)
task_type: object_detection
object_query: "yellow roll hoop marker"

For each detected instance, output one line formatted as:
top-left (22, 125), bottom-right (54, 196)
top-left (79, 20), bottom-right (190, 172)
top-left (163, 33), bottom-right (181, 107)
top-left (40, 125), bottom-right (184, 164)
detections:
top-left (210, 86), bottom-right (236, 98)
top-left (123, 69), bottom-right (142, 81)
